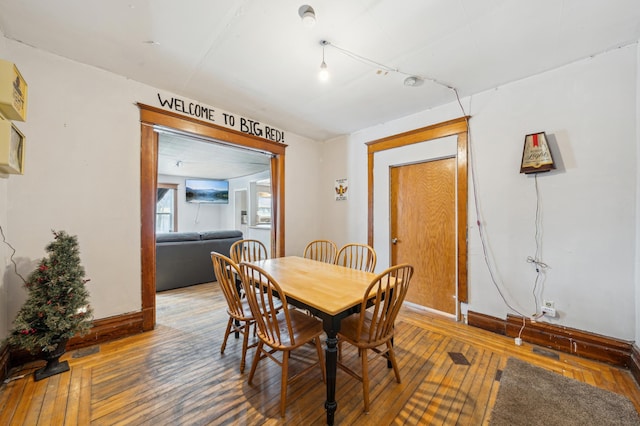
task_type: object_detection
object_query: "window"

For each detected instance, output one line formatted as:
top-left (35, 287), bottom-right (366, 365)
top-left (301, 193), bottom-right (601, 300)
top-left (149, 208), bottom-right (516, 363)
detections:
top-left (252, 179), bottom-right (272, 225)
top-left (156, 183), bottom-right (178, 232)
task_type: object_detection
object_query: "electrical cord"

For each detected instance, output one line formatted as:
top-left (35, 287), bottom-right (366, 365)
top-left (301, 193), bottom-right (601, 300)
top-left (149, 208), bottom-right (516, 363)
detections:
top-left (0, 223), bottom-right (27, 284)
top-left (454, 91), bottom-right (528, 319)
top-left (528, 173), bottom-right (550, 317)
top-left (456, 92), bottom-right (551, 343)
top-left (323, 40), bottom-right (457, 91)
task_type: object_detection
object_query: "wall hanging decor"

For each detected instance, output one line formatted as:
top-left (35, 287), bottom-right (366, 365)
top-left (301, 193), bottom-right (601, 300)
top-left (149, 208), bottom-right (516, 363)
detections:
top-left (0, 118), bottom-right (25, 174)
top-left (520, 131), bottom-right (555, 174)
top-left (0, 59), bottom-right (28, 121)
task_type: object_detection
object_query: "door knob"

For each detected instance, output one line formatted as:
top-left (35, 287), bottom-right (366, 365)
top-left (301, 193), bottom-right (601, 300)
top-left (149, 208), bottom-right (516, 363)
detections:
top-left (391, 238), bottom-right (398, 244)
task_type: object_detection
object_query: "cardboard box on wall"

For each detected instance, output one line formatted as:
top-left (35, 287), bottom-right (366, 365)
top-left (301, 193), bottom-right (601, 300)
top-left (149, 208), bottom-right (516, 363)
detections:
top-left (0, 59), bottom-right (28, 122)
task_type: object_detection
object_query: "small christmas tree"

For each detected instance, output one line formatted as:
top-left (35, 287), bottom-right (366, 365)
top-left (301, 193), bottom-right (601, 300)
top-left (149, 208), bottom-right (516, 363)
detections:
top-left (8, 230), bottom-right (93, 360)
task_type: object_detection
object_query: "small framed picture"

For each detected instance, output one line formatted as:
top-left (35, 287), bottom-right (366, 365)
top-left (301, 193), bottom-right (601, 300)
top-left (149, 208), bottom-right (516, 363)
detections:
top-left (0, 120), bottom-right (25, 174)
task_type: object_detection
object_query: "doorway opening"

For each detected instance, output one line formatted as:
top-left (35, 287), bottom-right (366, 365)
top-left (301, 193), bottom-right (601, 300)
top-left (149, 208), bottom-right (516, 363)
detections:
top-left (367, 117), bottom-right (469, 320)
top-left (138, 103), bottom-right (287, 330)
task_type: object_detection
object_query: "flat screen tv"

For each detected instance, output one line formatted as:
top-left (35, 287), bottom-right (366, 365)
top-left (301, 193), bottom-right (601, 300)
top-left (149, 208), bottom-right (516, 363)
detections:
top-left (185, 179), bottom-right (229, 204)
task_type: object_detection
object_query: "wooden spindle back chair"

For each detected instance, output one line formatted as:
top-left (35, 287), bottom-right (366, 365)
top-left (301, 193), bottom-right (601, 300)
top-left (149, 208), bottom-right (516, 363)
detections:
top-left (239, 262), bottom-right (326, 417)
top-left (210, 251), bottom-right (256, 373)
top-left (335, 243), bottom-right (377, 272)
top-left (230, 239), bottom-right (268, 264)
top-left (337, 263), bottom-right (414, 412)
top-left (303, 239), bottom-right (338, 264)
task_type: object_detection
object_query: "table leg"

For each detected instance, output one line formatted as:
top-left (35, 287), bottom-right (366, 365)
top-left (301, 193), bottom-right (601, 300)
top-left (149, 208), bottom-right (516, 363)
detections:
top-left (323, 321), bottom-right (339, 425)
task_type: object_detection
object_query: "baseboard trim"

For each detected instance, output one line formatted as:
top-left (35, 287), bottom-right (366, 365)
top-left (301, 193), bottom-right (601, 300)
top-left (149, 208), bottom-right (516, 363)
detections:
top-left (468, 310), bottom-right (633, 368)
top-left (466, 311), bottom-right (507, 336)
top-left (630, 344), bottom-right (640, 384)
top-left (0, 342), bottom-right (10, 383)
top-left (8, 311), bottom-right (145, 369)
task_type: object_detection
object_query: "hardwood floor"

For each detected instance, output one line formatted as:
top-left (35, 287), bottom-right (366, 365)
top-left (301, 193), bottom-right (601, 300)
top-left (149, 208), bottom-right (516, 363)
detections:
top-left (2, 282), bottom-right (639, 425)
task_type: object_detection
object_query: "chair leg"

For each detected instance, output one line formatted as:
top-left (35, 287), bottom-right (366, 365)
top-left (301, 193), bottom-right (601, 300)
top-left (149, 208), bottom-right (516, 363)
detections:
top-left (314, 337), bottom-right (326, 382)
top-left (221, 317), bottom-right (233, 354)
top-left (280, 351), bottom-right (290, 417)
top-left (361, 348), bottom-right (370, 413)
top-left (386, 341), bottom-right (401, 383)
top-left (248, 341), bottom-right (263, 385)
top-left (240, 321), bottom-right (250, 373)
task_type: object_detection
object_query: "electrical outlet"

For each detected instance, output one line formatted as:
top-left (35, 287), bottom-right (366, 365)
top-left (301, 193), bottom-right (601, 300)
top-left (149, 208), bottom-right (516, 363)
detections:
top-left (541, 306), bottom-right (557, 317)
top-left (543, 300), bottom-right (555, 309)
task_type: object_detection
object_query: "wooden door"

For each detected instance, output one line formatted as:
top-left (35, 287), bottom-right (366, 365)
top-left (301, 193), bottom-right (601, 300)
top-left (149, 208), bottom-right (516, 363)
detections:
top-left (390, 158), bottom-right (456, 314)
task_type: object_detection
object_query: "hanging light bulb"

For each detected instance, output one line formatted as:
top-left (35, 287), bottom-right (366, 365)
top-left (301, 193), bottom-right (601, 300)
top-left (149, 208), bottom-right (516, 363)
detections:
top-left (319, 40), bottom-right (329, 81)
top-left (319, 61), bottom-right (329, 81)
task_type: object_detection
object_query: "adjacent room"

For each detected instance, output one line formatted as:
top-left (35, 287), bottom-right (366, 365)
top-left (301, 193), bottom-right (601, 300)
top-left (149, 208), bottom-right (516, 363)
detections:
top-left (1, 1), bottom-right (639, 425)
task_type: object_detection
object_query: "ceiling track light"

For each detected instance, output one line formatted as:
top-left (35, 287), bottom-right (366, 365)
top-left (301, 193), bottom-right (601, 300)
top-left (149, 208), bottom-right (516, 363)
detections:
top-left (298, 5), bottom-right (316, 28)
top-left (319, 40), bottom-right (330, 81)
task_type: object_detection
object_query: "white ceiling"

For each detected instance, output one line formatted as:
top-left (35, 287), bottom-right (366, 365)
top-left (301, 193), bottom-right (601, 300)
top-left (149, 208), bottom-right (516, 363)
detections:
top-left (157, 131), bottom-right (271, 179)
top-left (1, 0), bottom-right (639, 141)
top-left (0, 0), bottom-right (639, 178)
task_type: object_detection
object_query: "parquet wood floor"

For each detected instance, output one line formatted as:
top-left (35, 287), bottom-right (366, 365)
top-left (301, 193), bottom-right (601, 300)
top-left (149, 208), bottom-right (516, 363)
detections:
top-left (1, 282), bottom-right (639, 425)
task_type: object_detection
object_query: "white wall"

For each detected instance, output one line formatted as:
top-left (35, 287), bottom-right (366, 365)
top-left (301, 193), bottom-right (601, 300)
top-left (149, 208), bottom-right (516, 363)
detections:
top-left (321, 44), bottom-right (638, 341)
top-left (2, 38), bottom-right (322, 323)
top-left (1, 32), bottom-right (12, 342)
top-left (157, 170), bottom-right (277, 245)
top-left (158, 174), bottom-right (228, 232)
top-left (0, 177), bottom-right (7, 341)
top-left (320, 133), bottom-right (370, 250)
top-left (636, 41), bottom-right (640, 344)
top-left (283, 133), bottom-right (323, 257)
top-left (2, 33), bottom-right (636, 345)
top-left (0, 176), bottom-right (7, 341)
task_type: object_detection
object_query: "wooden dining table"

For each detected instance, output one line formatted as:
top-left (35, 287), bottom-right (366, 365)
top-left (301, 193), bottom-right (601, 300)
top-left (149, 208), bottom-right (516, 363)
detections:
top-left (249, 255), bottom-right (378, 425)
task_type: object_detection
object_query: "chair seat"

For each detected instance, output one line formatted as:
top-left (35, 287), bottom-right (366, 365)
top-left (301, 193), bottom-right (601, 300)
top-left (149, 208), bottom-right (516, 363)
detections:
top-left (264, 308), bottom-right (324, 350)
top-left (339, 311), bottom-right (390, 349)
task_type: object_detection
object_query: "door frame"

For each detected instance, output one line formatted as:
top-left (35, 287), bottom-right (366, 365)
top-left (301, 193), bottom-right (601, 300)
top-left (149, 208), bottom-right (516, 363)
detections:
top-left (366, 117), bottom-right (469, 314)
top-left (138, 103), bottom-right (287, 331)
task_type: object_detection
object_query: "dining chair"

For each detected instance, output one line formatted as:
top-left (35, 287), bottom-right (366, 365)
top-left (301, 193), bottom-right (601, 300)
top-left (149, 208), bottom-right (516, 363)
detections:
top-left (303, 239), bottom-right (338, 264)
top-left (337, 263), bottom-right (414, 413)
top-left (335, 243), bottom-right (377, 272)
top-left (239, 262), bottom-right (326, 417)
top-left (230, 239), bottom-right (268, 263)
top-left (210, 251), bottom-right (260, 373)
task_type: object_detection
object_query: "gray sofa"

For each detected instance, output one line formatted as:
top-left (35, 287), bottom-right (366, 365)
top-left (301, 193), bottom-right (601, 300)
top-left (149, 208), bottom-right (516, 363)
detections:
top-left (155, 230), bottom-right (243, 292)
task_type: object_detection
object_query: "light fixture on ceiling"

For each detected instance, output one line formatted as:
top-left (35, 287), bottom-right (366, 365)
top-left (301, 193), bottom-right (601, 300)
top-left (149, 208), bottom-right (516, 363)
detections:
top-left (298, 5), bottom-right (316, 28)
top-left (317, 40), bottom-right (455, 90)
top-left (319, 40), bottom-right (330, 81)
top-left (403, 76), bottom-right (424, 87)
